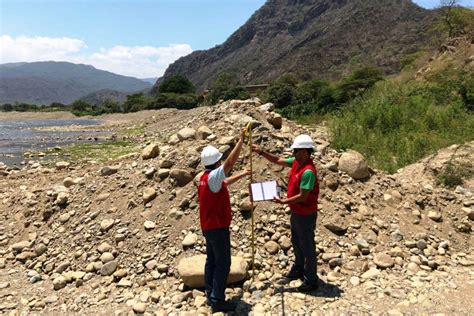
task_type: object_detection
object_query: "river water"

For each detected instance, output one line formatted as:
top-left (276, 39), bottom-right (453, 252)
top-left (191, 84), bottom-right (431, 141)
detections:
top-left (0, 118), bottom-right (111, 166)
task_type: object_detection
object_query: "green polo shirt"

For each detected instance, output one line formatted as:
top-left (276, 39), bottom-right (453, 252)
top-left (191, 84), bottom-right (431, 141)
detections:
top-left (285, 157), bottom-right (316, 190)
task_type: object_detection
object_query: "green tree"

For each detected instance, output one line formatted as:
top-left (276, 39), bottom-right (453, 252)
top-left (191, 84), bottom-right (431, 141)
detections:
top-left (276, 73), bottom-right (299, 87)
top-left (435, 1), bottom-right (474, 38)
top-left (1, 103), bottom-right (13, 112)
top-left (101, 99), bottom-right (122, 113)
top-left (267, 83), bottom-right (295, 108)
top-left (150, 93), bottom-right (199, 110)
top-left (14, 102), bottom-right (38, 112)
top-left (335, 67), bottom-right (383, 103)
top-left (206, 72), bottom-right (244, 105)
top-left (71, 100), bottom-right (92, 114)
top-left (441, 0), bottom-right (460, 38)
top-left (49, 102), bottom-right (66, 109)
top-left (460, 77), bottom-right (474, 111)
top-left (158, 75), bottom-right (196, 94)
top-left (123, 93), bottom-right (149, 113)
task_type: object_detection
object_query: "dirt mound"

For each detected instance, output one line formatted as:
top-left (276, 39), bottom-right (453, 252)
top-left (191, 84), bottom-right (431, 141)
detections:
top-left (0, 99), bottom-right (472, 314)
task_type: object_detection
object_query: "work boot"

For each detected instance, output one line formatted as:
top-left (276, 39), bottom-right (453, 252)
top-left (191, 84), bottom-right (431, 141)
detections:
top-left (297, 280), bottom-right (319, 292)
top-left (211, 300), bottom-right (236, 313)
top-left (284, 267), bottom-right (303, 280)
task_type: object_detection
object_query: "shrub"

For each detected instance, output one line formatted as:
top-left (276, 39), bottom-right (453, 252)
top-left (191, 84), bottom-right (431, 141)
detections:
top-left (0, 103), bottom-right (13, 112)
top-left (149, 93), bottom-right (199, 110)
top-left (158, 75), bottom-right (196, 94)
top-left (267, 83), bottom-right (295, 108)
top-left (205, 73), bottom-right (247, 105)
top-left (335, 67), bottom-right (383, 103)
top-left (331, 80), bottom-right (474, 173)
top-left (71, 100), bottom-right (93, 115)
top-left (123, 93), bottom-right (150, 113)
top-left (400, 52), bottom-right (423, 70)
top-left (435, 161), bottom-right (471, 188)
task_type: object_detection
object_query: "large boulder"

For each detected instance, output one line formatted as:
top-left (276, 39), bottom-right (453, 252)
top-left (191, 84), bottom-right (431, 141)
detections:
top-left (264, 241), bottom-right (280, 255)
top-left (196, 126), bottom-right (212, 140)
top-left (55, 161), bottom-right (70, 170)
top-left (178, 255), bottom-right (247, 288)
top-left (142, 143), bottom-right (160, 160)
top-left (177, 127), bottom-right (196, 141)
top-left (143, 188), bottom-right (157, 204)
top-left (258, 102), bottom-right (275, 112)
top-left (227, 114), bottom-right (260, 128)
top-left (55, 192), bottom-right (69, 206)
top-left (338, 150), bottom-right (370, 180)
top-left (100, 166), bottom-right (119, 176)
top-left (373, 253), bottom-right (395, 269)
top-left (267, 112), bottom-right (282, 129)
top-left (168, 134), bottom-right (180, 145)
top-left (170, 169), bottom-right (194, 186)
top-left (182, 232), bottom-right (198, 248)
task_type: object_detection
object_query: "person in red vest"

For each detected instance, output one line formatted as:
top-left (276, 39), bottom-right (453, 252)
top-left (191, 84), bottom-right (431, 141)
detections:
top-left (252, 134), bottom-right (319, 292)
top-left (198, 128), bottom-right (249, 313)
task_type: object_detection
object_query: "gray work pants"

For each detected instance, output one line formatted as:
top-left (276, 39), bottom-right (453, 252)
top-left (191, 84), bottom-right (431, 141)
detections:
top-left (290, 212), bottom-right (317, 284)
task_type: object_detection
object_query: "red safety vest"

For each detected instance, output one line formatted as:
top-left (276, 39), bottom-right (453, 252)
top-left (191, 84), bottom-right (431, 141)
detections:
top-left (198, 171), bottom-right (232, 231)
top-left (287, 159), bottom-right (319, 215)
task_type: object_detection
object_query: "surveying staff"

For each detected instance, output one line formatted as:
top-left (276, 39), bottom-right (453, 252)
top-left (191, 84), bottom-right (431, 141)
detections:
top-left (198, 128), bottom-right (249, 313)
top-left (252, 134), bottom-right (319, 292)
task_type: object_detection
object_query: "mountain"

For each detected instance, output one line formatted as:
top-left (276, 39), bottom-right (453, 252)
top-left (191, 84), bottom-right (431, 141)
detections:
top-left (157, 0), bottom-right (439, 91)
top-left (140, 78), bottom-right (159, 85)
top-left (0, 61), bottom-right (152, 105)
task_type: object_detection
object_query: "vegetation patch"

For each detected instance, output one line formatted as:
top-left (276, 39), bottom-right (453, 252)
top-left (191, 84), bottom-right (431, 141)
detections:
top-left (118, 125), bottom-right (146, 137)
top-left (330, 80), bottom-right (474, 173)
top-left (435, 160), bottom-right (473, 188)
top-left (266, 68), bottom-right (384, 119)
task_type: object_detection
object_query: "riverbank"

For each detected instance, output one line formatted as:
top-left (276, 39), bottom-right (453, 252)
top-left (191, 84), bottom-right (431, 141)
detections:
top-left (0, 111), bottom-right (77, 120)
top-left (0, 108), bottom-right (202, 166)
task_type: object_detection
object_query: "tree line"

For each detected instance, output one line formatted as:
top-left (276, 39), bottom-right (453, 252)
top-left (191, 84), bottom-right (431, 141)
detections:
top-left (0, 68), bottom-right (385, 117)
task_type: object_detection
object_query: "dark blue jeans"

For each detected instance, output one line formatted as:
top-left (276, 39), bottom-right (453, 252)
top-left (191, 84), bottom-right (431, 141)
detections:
top-left (290, 212), bottom-right (317, 284)
top-left (203, 227), bottom-right (231, 303)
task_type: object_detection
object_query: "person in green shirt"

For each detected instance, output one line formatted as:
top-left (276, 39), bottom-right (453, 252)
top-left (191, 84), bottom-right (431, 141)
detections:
top-left (252, 134), bottom-right (320, 292)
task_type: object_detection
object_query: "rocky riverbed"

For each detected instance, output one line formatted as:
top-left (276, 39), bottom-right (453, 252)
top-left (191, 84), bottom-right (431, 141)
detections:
top-left (0, 100), bottom-right (472, 315)
top-left (0, 113), bottom-right (113, 166)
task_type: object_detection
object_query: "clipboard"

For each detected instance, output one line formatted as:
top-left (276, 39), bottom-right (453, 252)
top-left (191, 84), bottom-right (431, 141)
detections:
top-left (250, 180), bottom-right (280, 201)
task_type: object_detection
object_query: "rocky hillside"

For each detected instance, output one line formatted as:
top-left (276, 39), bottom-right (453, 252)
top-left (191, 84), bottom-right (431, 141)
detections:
top-left (0, 62), bottom-right (152, 105)
top-left (158, 0), bottom-right (438, 91)
top-left (414, 31), bottom-right (474, 81)
top-left (0, 99), bottom-right (472, 314)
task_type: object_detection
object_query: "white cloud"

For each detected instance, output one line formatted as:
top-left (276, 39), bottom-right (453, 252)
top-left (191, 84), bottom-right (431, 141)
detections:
top-left (0, 35), bottom-right (87, 61)
top-left (0, 35), bottom-right (193, 78)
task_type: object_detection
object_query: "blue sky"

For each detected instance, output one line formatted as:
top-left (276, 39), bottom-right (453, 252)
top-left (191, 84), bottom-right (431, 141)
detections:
top-left (1, 0), bottom-right (473, 78)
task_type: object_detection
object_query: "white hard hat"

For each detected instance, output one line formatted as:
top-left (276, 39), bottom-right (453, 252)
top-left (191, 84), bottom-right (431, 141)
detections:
top-left (290, 134), bottom-right (314, 149)
top-left (201, 146), bottom-right (223, 166)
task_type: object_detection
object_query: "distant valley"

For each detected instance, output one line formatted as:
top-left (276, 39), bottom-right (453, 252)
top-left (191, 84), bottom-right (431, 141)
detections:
top-left (0, 61), bottom-right (152, 105)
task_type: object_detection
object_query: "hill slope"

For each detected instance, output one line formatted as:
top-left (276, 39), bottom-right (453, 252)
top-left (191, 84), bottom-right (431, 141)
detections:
top-left (158, 0), bottom-right (438, 91)
top-left (0, 61), bottom-right (152, 105)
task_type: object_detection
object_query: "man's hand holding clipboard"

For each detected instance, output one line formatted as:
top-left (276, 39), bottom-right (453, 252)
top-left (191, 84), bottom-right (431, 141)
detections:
top-left (249, 180), bottom-right (280, 202)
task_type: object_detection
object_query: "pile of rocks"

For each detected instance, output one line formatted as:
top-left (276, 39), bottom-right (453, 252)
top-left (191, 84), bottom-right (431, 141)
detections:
top-left (0, 98), bottom-right (472, 314)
